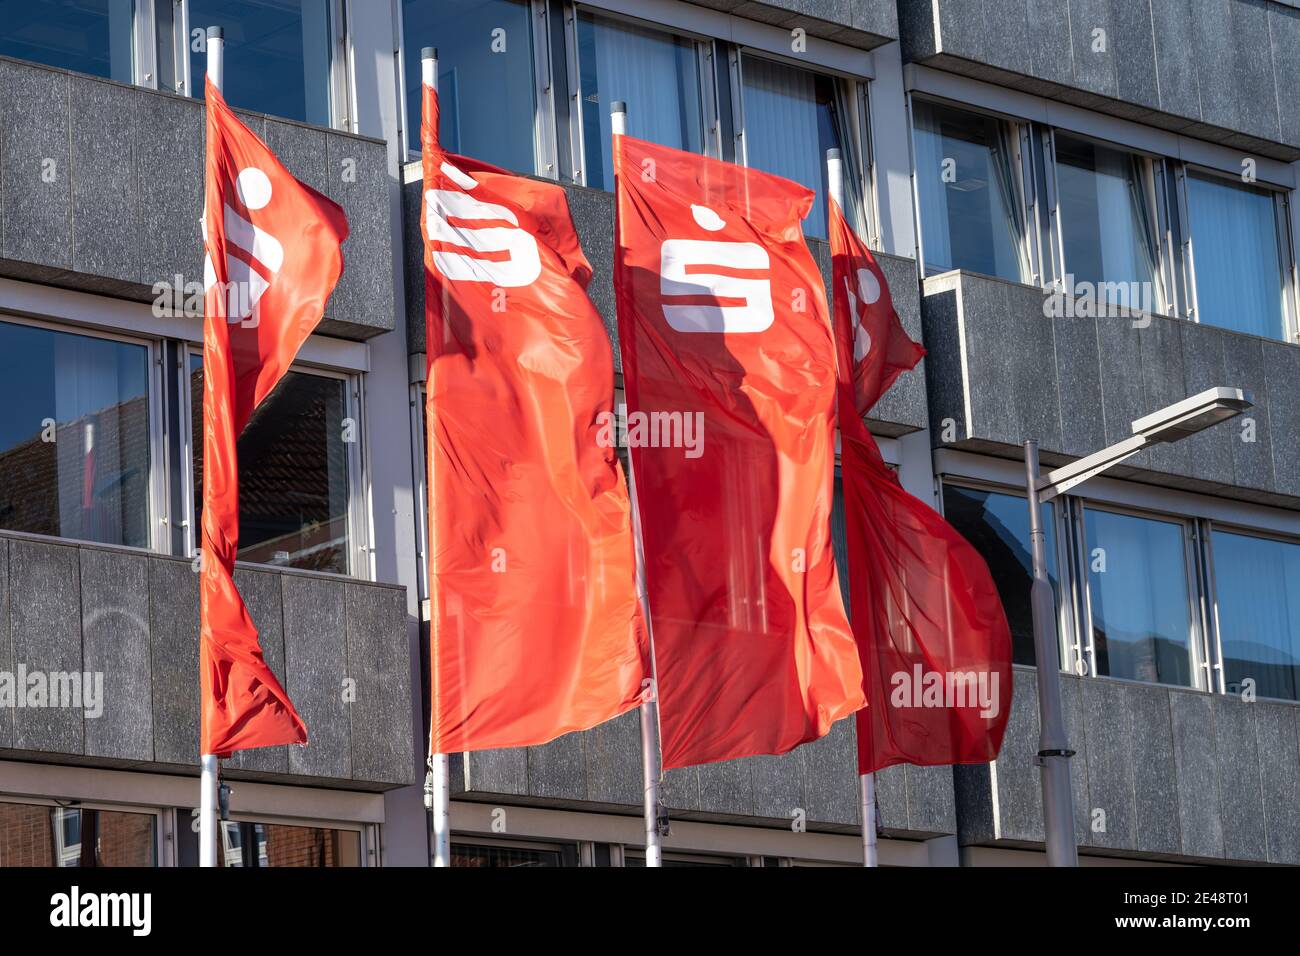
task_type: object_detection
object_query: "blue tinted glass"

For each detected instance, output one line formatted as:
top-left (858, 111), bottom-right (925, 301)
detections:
top-left (1187, 172), bottom-right (1287, 339)
top-left (0, 0), bottom-right (133, 80)
top-left (1212, 530), bottom-right (1300, 701)
top-left (189, 0), bottom-right (333, 125)
top-left (0, 320), bottom-right (151, 547)
top-left (577, 12), bottom-right (702, 191)
top-left (403, 0), bottom-right (536, 172)
top-left (1084, 509), bottom-right (1192, 686)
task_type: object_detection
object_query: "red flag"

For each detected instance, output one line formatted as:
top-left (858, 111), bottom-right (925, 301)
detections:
top-left (828, 198), bottom-right (1012, 774)
top-left (420, 78), bottom-right (649, 752)
top-left (614, 135), bottom-right (862, 769)
top-left (201, 78), bottom-right (348, 756)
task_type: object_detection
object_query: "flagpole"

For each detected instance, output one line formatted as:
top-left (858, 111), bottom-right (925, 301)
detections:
top-left (826, 147), bottom-right (879, 868)
top-left (611, 100), bottom-right (665, 868)
top-left (420, 45), bottom-right (454, 870)
top-left (199, 23), bottom-right (225, 870)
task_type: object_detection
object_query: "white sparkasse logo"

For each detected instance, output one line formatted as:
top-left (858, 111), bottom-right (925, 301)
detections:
top-left (49, 886), bottom-right (151, 937)
top-left (425, 161), bottom-right (541, 287)
top-left (890, 664), bottom-right (1000, 720)
top-left (202, 166), bottom-right (284, 328)
top-left (659, 204), bottom-right (774, 333)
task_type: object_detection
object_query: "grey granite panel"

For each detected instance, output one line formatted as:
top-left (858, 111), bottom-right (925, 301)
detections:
top-left (1190, 0), bottom-right (1242, 136)
top-left (527, 731), bottom-right (588, 801)
top-left (1169, 690), bottom-right (1224, 859)
top-left (1080, 677), bottom-right (1136, 850)
top-left (80, 548), bottom-right (151, 762)
top-left (1226, 0), bottom-right (1282, 142)
top-left (1255, 702), bottom-right (1300, 864)
top-left (69, 76), bottom-right (137, 284)
top-left (1026, 0), bottom-right (1077, 87)
top-left (136, 91), bottom-right (204, 295)
top-left (0, 540), bottom-right (8, 748)
top-left (919, 280), bottom-right (967, 441)
top-left (283, 574), bottom-right (351, 779)
top-left (897, 0), bottom-right (937, 63)
top-left (751, 750), bottom-right (807, 822)
top-left (0, 61), bottom-right (72, 270)
top-left (1129, 684), bottom-right (1182, 855)
top-left (344, 582), bottom-right (414, 784)
top-left (953, 762), bottom-right (996, 845)
top-left (1005, 282), bottom-right (1062, 449)
top-left (1052, 313), bottom-right (1106, 458)
top-left (872, 761), bottom-right (909, 831)
top-left (402, 170), bottom-right (426, 355)
top-left (799, 715), bottom-right (858, 825)
top-left (9, 540), bottom-right (83, 754)
top-left (848, 0), bottom-right (899, 38)
top-left (931, 0), bottom-right (984, 60)
top-left (229, 567), bottom-right (289, 774)
top-left (583, 707), bottom-right (642, 805)
top-left (1212, 695), bottom-right (1267, 861)
top-left (324, 134), bottom-right (394, 337)
top-left (1150, 0), bottom-right (1204, 121)
top-left (976, 0), bottom-right (1031, 74)
top-left (264, 120), bottom-right (328, 196)
top-left (958, 276), bottom-right (1015, 440)
top-left (1108, 0), bottom-right (1159, 109)
top-left (565, 183), bottom-right (620, 371)
top-left (1094, 313), bottom-right (1148, 450)
top-left (1067, 0), bottom-right (1118, 98)
top-left (991, 668), bottom-right (1046, 843)
top-left (1220, 334), bottom-right (1274, 491)
top-left (1061, 674), bottom-right (1091, 844)
top-left (148, 557), bottom-right (200, 765)
top-left (1178, 324), bottom-right (1235, 485)
top-left (867, 253), bottom-right (928, 433)
top-left (1262, 341), bottom-right (1300, 498)
top-left (697, 756), bottom-right (756, 816)
top-left (1270, 4), bottom-right (1300, 148)
top-left (1137, 316), bottom-right (1190, 477)
top-left (659, 764), bottom-right (699, 812)
top-left (905, 763), bottom-right (958, 835)
top-left (465, 747), bottom-right (528, 796)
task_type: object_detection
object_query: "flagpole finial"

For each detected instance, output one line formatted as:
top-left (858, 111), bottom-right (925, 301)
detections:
top-left (827, 147), bottom-right (842, 161)
top-left (421, 46), bottom-right (437, 61)
top-left (206, 25), bottom-right (223, 40)
top-left (611, 100), bottom-right (627, 114)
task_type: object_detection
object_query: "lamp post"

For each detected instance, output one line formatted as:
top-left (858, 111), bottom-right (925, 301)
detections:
top-left (1023, 386), bottom-right (1252, 867)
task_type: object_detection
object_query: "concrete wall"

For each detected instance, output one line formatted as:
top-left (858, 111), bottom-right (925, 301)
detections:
top-left (898, 0), bottom-right (1300, 160)
top-left (0, 531), bottom-right (415, 790)
top-left (0, 56), bottom-right (393, 340)
top-left (955, 666), bottom-right (1300, 864)
top-left (921, 270), bottom-right (1300, 508)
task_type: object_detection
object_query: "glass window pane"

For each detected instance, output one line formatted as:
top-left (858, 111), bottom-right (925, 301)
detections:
top-left (0, 320), bottom-right (152, 548)
top-left (190, 357), bottom-right (352, 574)
top-left (913, 100), bottom-right (1027, 281)
top-left (1083, 508), bottom-right (1193, 686)
top-left (577, 12), bottom-right (703, 191)
top-left (0, 0), bottom-right (133, 80)
top-left (1055, 134), bottom-right (1161, 312)
top-left (188, 0), bottom-right (334, 125)
top-left (740, 55), bottom-right (856, 241)
top-left (402, 0), bottom-right (536, 171)
top-left (1211, 530), bottom-right (1300, 701)
top-left (452, 843), bottom-right (564, 867)
top-left (0, 803), bottom-right (156, 866)
top-left (942, 485), bottom-right (1058, 667)
top-left (171, 812), bottom-right (361, 866)
top-left (1187, 171), bottom-right (1289, 339)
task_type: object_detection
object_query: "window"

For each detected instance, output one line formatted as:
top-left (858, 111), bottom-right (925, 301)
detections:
top-left (174, 813), bottom-right (362, 866)
top-left (185, 0), bottom-right (336, 125)
top-left (0, 0), bottom-right (134, 80)
top-left (189, 356), bottom-right (356, 575)
top-left (576, 11), bottom-right (705, 191)
top-left (1186, 171), bottom-right (1293, 340)
top-left (0, 319), bottom-right (153, 549)
top-left (1081, 508), bottom-right (1196, 687)
top-left (0, 802), bottom-right (157, 867)
top-left (913, 100), bottom-right (1027, 281)
top-left (942, 485), bottom-right (1060, 667)
top-left (452, 842), bottom-right (577, 867)
top-left (402, 0), bottom-right (538, 170)
top-left (1210, 529), bottom-right (1300, 701)
top-left (1053, 134), bottom-right (1162, 312)
top-left (739, 54), bottom-right (863, 241)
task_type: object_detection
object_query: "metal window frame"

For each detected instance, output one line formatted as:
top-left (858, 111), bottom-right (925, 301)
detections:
top-left (0, 794), bottom-right (165, 868)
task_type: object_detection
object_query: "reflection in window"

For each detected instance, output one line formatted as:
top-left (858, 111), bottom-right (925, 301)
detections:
top-left (741, 55), bottom-right (862, 241)
top-left (0, 0), bottom-right (133, 80)
top-left (402, 0), bottom-right (536, 171)
top-left (1211, 530), bottom-right (1300, 701)
top-left (942, 485), bottom-right (1058, 667)
top-left (452, 843), bottom-right (571, 867)
top-left (188, 0), bottom-right (334, 125)
top-left (173, 813), bottom-right (361, 866)
top-left (191, 357), bottom-right (352, 574)
top-left (577, 11), bottom-right (703, 191)
top-left (0, 321), bottom-right (151, 548)
top-left (1187, 172), bottom-right (1291, 340)
top-left (1054, 134), bottom-right (1162, 312)
top-left (913, 101), bottom-right (1027, 281)
top-left (0, 803), bottom-right (156, 867)
top-left (1083, 509), bottom-right (1193, 687)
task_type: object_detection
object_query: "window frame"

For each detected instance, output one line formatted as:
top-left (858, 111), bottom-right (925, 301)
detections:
top-left (0, 794), bottom-right (164, 868)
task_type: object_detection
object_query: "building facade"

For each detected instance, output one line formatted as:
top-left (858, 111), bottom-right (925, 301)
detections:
top-left (0, 0), bottom-right (1296, 867)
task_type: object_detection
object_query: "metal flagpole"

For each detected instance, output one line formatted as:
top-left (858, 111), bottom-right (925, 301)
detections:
top-left (199, 23), bottom-right (225, 870)
top-left (611, 100), bottom-right (665, 868)
top-left (826, 147), bottom-right (879, 868)
top-left (420, 45), bottom-right (453, 870)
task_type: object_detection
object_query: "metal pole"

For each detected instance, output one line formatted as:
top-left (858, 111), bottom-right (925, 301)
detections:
top-left (826, 146), bottom-right (878, 868)
top-left (611, 99), bottom-right (664, 868)
top-left (1024, 440), bottom-right (1079, 867)
top-left (421, 45), bottom-right (453, 870)
top-left (198, 24), bottom-right (225, 871)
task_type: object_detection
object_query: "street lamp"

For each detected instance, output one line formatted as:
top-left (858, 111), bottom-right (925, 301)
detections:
top-left (1022, 386), bottom-right (1253, 867)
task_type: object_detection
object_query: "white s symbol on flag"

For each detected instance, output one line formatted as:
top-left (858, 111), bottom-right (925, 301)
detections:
top-left (425, 161), bottom-right (541, 287)
top-left (845, 267), bottom-right (880, 362)
top-left (203, 167), bottom-right (283, 328)
top-left (659, 205), bottom-right (774, 333)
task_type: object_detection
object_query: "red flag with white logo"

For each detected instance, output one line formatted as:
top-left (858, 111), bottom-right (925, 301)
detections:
top-left (420, 77), bottom-right (648, 752)
top-left (828, 198), bottom-right (1012, 774)
top-left (614, 135), bottom-right (862, 769)
top-left (200, 77), bottom-right (348, 756)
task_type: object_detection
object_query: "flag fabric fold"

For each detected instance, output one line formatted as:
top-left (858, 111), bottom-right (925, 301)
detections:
top-left (200, 77), bottom-right (348, 756)
top-left (828, 198), bottom-right (1012, 774)
top-left (421, 77), bottom-right (649, 753)
top-left (613, 135), bottom-right (863, 770)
